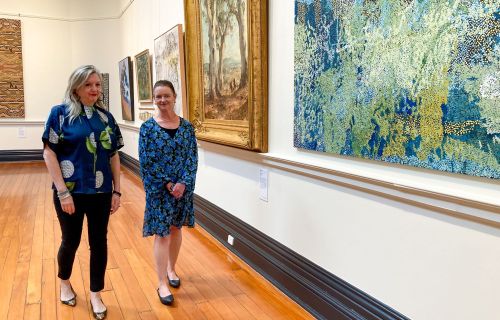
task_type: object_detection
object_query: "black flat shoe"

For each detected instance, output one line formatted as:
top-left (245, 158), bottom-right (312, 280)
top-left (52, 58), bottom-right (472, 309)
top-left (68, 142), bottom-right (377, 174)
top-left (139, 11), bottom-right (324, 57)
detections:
top-left (60, 284), bottom-right (77, 307)
top-left (90, 299), bottom-right (107, 320)
top-left (167, 275), bottom-right (181, 288)
top-left (157, 288), bottom-right (174, 305)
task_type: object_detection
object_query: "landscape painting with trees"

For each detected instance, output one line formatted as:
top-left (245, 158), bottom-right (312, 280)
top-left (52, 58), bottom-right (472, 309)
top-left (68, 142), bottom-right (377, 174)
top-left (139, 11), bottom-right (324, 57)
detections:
top-left (134, 49), bottom-right (153, 103)
top-left (184, 0), bottom-right (268, 152)
top-left (201, 0), bottom-right (248, 120)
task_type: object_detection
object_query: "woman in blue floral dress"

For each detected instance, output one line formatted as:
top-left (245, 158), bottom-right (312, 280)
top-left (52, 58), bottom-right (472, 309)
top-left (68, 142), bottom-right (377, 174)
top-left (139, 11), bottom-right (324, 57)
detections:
top-left (139, 80), bottom-right (198, 305)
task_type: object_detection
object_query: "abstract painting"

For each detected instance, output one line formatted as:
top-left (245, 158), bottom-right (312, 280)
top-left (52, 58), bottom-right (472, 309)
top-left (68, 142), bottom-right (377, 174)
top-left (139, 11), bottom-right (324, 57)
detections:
top-left (100, 73), bottom-right (109, 111)
top-left (118, 56), bottom-right (134, 121)
top-left (134, 49), bottom-right (153, 102)
top-left (294, 0), bottom-right (500, 179)
top-left (0, 18), bottom-right (24, 118)
top-left (184, 0), bottom-right (268, 152)
top-left (154, 24), bottom-right (187, 116)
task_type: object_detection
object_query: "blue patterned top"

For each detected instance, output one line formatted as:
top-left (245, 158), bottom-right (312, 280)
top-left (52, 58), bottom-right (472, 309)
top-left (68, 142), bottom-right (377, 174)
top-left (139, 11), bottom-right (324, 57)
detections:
top-left (42, 104), bottom-right (124, 194)
top-left (139, 117), bottom-right (198, 237)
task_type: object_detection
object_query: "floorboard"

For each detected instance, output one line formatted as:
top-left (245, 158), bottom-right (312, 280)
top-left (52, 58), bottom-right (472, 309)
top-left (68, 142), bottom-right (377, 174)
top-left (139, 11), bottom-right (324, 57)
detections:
top-left (0, 162), bottom-right (313, 319)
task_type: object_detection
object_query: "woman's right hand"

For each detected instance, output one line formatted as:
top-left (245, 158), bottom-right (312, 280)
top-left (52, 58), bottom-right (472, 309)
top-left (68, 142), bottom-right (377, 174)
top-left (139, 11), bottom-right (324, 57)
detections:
top-left (60, 196), bottom-right (75, 214)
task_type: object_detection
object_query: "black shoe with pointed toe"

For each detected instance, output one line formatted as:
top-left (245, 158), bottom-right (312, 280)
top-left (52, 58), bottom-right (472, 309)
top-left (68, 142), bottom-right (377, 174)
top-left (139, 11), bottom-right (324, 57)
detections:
top-left (167, 275), bottom-right (181, 288)
top-left (157, 288), bottom-right (174, 305)
top-left (90, 299), bottom-right (107, 320)
top-left (60, 284), bottom-right (77, 307)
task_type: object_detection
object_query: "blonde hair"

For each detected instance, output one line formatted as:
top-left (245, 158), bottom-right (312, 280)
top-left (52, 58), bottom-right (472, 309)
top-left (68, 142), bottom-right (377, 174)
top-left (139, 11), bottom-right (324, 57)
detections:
top-left (63, 65), bottom-right (105, 123)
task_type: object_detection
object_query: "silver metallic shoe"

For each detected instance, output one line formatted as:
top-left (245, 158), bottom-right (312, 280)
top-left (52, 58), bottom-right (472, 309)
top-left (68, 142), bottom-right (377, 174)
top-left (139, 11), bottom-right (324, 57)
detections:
top-left (90, 298), bottom-right (107, 320)
top-left (60, 284), bottom-right (76, 307)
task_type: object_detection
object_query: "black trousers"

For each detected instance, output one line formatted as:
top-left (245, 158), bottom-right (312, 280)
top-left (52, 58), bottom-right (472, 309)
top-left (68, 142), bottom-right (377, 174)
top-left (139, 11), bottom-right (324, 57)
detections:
top-left (53, 191), bottom-right (112, 292)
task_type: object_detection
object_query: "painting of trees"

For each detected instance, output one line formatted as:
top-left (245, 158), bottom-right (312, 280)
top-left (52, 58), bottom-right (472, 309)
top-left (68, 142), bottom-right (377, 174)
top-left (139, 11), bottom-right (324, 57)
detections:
top-left (228, 0), bottom-right (247, 89)
top-left (201, 0), bottom-right (248, 120)
top-left (184, 0), bottom-right (267, 152)
top-left (154, 25), bottom-right (187, 117)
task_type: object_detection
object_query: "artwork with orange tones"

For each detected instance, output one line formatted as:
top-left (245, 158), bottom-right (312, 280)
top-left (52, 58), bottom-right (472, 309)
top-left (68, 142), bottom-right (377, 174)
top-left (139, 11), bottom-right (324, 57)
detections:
top-left (0, 18), bottom-right (24, 118)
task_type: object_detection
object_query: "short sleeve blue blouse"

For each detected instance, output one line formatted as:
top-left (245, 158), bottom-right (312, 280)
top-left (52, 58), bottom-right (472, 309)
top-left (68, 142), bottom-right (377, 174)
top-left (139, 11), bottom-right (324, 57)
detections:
top-left (42, 104), bottom-right (124, 194)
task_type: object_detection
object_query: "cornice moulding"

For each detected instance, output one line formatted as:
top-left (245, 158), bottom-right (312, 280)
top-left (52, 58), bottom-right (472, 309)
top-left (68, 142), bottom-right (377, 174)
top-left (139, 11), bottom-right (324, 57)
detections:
top-left (0, 0), bottom-right (134, 22)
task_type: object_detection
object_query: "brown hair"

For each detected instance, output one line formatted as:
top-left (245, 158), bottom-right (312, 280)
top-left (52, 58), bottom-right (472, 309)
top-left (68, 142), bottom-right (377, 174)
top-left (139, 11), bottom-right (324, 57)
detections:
top-left (153, 80), bottom-right (176, 96)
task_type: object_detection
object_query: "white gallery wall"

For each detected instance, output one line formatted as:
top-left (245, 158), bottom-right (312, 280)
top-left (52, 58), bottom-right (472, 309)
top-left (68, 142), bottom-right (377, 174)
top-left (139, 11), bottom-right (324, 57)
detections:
top-left (0, 0), bottom-right (122, 149)
top-left (116, 0), bottom-right (186, 158)
top-left (1, 1), bottom-right (499, 319)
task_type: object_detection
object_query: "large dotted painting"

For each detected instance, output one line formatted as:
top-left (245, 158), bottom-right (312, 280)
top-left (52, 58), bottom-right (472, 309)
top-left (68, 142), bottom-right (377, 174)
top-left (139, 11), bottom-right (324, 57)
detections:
top-left (294, 0), bottom-right (499, 179)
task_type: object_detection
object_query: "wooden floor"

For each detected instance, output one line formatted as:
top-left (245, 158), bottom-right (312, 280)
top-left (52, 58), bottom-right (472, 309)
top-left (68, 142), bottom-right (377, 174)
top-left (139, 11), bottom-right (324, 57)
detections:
top-left (0, 162), bottom-right (313, 320)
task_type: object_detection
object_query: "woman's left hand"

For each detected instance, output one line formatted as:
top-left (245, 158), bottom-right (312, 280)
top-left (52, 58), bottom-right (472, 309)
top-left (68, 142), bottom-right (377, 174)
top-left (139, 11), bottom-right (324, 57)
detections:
top-left (170, 183), bottom-right (186, 200)
top-left (111, 193), bottom-right (121, 214)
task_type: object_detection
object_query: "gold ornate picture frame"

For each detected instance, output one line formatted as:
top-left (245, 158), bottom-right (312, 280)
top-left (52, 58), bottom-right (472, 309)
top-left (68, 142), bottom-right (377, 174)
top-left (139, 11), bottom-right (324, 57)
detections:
top-left (184, 0), bottom-right (268, 152)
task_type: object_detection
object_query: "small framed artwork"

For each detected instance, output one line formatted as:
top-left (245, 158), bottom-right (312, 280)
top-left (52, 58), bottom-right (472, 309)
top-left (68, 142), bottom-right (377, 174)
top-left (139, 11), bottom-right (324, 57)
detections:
top-left (154, 24), bottom-right (187, 117)
top-left (139, 110), bottom-right (154, 121)
top-left (134, 49), bottom-right (153, 103)
top-left (184, 0), bottom-right (268, 152)
top-left (100, 73), bottom-right (109, 111)
top-left (118, 56), bottom-right (134, 121)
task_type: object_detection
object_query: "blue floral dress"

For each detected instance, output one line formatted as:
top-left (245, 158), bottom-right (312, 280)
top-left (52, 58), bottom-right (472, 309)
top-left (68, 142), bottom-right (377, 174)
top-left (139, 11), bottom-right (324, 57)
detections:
top-left (42, 104), bottom-right (124, 194)
top-left (139, 117), bottom-right (198, 237)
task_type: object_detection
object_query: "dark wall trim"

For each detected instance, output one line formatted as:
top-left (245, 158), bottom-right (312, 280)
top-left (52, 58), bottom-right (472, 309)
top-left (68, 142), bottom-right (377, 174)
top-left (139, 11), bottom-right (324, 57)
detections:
top-left (119, 151), bottom-right (140, 174)
top-left (194, 197), bottom-right (408, 320)
top-left (0, 149), bottom-right (43, 162)
top-left (119, 152), bottom-right (408, 320)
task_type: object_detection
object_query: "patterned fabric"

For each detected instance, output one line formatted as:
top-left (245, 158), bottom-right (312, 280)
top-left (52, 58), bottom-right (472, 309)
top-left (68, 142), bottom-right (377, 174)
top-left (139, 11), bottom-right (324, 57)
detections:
top-left (139, 117), bottom-right (198, 237)
top-left (0, 18), bottom-right (24, 118)
top-left (42, 104), bottom-right (124, 194)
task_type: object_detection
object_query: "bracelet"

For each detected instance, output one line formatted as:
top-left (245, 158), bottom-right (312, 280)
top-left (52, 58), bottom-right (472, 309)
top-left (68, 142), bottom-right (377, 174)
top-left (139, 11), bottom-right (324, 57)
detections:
top-left (112, 190), bottom-right (122, 197)
top-left (57, 189), bottom-right (70, 199)
top-left (58, 192), bottom-right (72, 200)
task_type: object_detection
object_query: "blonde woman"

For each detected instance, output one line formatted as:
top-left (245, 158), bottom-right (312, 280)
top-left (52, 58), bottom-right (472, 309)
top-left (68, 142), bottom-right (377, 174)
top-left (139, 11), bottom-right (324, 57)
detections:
top-left (42, 65), bottom-right (124, 320)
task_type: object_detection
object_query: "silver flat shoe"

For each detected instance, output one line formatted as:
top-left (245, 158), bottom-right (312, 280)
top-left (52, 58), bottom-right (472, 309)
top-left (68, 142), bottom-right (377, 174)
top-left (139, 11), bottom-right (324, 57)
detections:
top-left (60, 284), bottom-right (76, 307)
top-left (90, 298), bottom-right (107, 320)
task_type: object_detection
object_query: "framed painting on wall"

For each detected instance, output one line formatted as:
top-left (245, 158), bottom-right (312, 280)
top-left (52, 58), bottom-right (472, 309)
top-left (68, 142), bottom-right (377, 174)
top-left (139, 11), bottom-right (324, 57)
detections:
top-left (118, 56), bottom-right (134, 121)
top-left (100, 73), bottom-right (109, 111)
top-left (184, 0), bottom-right (268, 152)
top-left (139, 110), bottom-right (154, 122)
top-left (293, 0), bottom-right (500, 179)
top-left (0, 18), bottom-right (25, 118)
top-left (134, 49), bottom-right (153, 103)
top-left (154, 24), bottom-right (187, 116)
